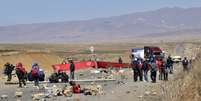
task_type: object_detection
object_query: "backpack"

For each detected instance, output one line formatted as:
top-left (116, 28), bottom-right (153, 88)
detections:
top-left (31, 68), bottom-right (38, 77)
top-left (151, 63), bottom-right (157, 72)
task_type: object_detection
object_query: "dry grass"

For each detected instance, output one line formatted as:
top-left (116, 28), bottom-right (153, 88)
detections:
top-left (162, 52), bottom-right (201, 101)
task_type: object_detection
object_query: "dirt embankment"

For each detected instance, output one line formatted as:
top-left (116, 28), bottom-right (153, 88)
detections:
top-left (0, 52), bottom-right (62, 72)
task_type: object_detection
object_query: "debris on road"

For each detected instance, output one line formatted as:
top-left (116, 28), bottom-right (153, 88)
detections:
top-left (15, 91), bottom-right (23, 98)
top-left (83, 83), bottom-right (104, 96)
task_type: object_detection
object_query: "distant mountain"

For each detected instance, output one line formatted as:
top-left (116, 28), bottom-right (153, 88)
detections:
top-left (1, 7), bottom-right (201, 43)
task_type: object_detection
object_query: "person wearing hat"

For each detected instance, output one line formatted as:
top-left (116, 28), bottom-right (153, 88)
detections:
top-left (69, 59), bottom-right (75, 80)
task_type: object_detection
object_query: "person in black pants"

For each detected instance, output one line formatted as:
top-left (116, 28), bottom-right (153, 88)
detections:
top-left (167, 56), bottom-right (174, 74)
top-left (150, 60), bottom-right (157, 83)
top-left (132, 58), bottom-right (138, 82)
top-left (69, 59), bottom-right (75, 80)
top-left (143, 60), bottom-right (149, 82)
top-left (4, 62), bottom-right (15, 81)
top-left (15, 63), bottom-right (27, 88)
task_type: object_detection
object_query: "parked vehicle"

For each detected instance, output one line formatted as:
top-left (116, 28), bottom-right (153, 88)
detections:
top-left (144, 46), bottom-right (164, 60)
top-left (171, 56), bottom-right (182, 63)
top-left (131, 48), bottom-right (144, 60)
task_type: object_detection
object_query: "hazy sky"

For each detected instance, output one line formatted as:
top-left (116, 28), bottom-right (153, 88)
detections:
top-left (0, 0), bottom-right (201, 26)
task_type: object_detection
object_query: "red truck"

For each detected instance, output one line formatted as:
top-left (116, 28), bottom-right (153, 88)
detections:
top-left (144, 46), bottom-right (164, 60)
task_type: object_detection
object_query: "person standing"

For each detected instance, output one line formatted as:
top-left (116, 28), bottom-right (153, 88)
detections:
top-left (118, 57), bottom-right (123, 64)
top-left (69, 59), bottom-right (75, 80)
top-left (137, 59), bottom-right (143, 81)
top-left (31, 63), bottom-right (40, 86)
top-left (132, 58), bottom-right (138, 82)
top-left (4, 62), bottom-right (15, 81)
top-left (182, 57), bottom-right (189, 72)
top-left (167, 56), bottom-right (174, 74)
top-left (164, 60), bottom-right (169, 81)
top-left (15, 62), bottom-right (27, 88)
top-left (156, 58), bottom-right (163, 80)
top-left (143, 60), bottom-right (149, 82)
top-left (150, 60), bottom-right (157, 83)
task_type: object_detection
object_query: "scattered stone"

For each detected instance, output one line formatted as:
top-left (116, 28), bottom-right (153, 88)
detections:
top-left (152, 92), bottom-right (157, 95)
top-left (15, 91), bottom-right (23, 98)
top-left (83, 84), bottom-right (104, 96)
top-left (126, 91), bottom-right (131, 94)
top-left (138, 95), bottom-right (143, 98)
top-left (62, 86), bottom-right (73, 97)
top-left (1, 94), bottom-right (8, 100)
top-left (144, 91), bottom-right (151, 96)
top-left (32, 93), bottom-right (42, 101)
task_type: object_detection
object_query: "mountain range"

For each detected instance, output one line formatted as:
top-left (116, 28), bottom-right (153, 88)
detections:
top-left (1, 7), bottom-right (201, 43)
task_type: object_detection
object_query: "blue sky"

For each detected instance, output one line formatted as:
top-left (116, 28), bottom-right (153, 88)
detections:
top-left (0, 0), bottom-right (201, 26)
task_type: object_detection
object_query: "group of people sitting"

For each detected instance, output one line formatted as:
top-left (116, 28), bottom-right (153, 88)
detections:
top-left (131, 56), bottom-right (190, 83)
top-left (3, 62), bottom-right (45, 87)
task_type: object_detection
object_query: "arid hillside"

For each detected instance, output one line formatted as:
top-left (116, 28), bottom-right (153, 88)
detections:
top-left (0, 43), bottom-right (177, 72)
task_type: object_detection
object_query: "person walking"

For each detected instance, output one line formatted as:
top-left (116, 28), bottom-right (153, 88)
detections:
top-left (150, 60), bottom-right (157, 83)
top-left (182, 57), bottom-right (189, 72)
top-left (15, 62), bottom-right (27, 88)
top-left (4, 62), bottom-right (15, 81)
top-left (31, 63), bottom-right (40, 86)
top-left (69, 59), bottom-right (75, 80)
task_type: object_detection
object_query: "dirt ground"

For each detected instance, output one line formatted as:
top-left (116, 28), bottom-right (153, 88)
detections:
top-left (0, 42), bottom-right (200, 101)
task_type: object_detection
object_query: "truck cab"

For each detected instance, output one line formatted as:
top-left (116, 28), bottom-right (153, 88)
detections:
top-left (144, 46), bottom-right (164, 60)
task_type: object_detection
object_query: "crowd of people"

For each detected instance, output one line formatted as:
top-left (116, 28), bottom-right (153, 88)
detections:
top-left (131, 55), bottom-right (190, 83)
top-left (3, 62), bottom-right (45, 87)
top-left (2, 54), bottom-right (190, 87)
top-left (3, 59), bottom-right (75, 88)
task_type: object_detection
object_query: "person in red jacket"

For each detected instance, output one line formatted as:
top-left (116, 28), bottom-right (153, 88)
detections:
top-left (156, 58), bottom-right (163, 80)
top-left (69, 81), bottom-right (81, 93)
top-left (15, 62), bottom-right (27, 88)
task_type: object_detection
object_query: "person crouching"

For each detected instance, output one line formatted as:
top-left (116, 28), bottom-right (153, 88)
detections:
top-left (31, 63), bottom-right (40, 86)
top-left (15, 62), bottom-right (27, 88)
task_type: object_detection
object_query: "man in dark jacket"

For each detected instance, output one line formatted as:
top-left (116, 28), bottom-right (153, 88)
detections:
top-left (118, 57), bottom-right (123, 64)
top-left (182, 57), bottom-right (189, 72)
top-left (167, 56), bottom-right (174, 74)
top-left (4, 62), bottom-right (15, 81)
top-left (69, 59), bottom-right (75, 80)
top-left (143, 60), bottom-right (149, 82)
top-left (132, 58), bottom-right (138, 82)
